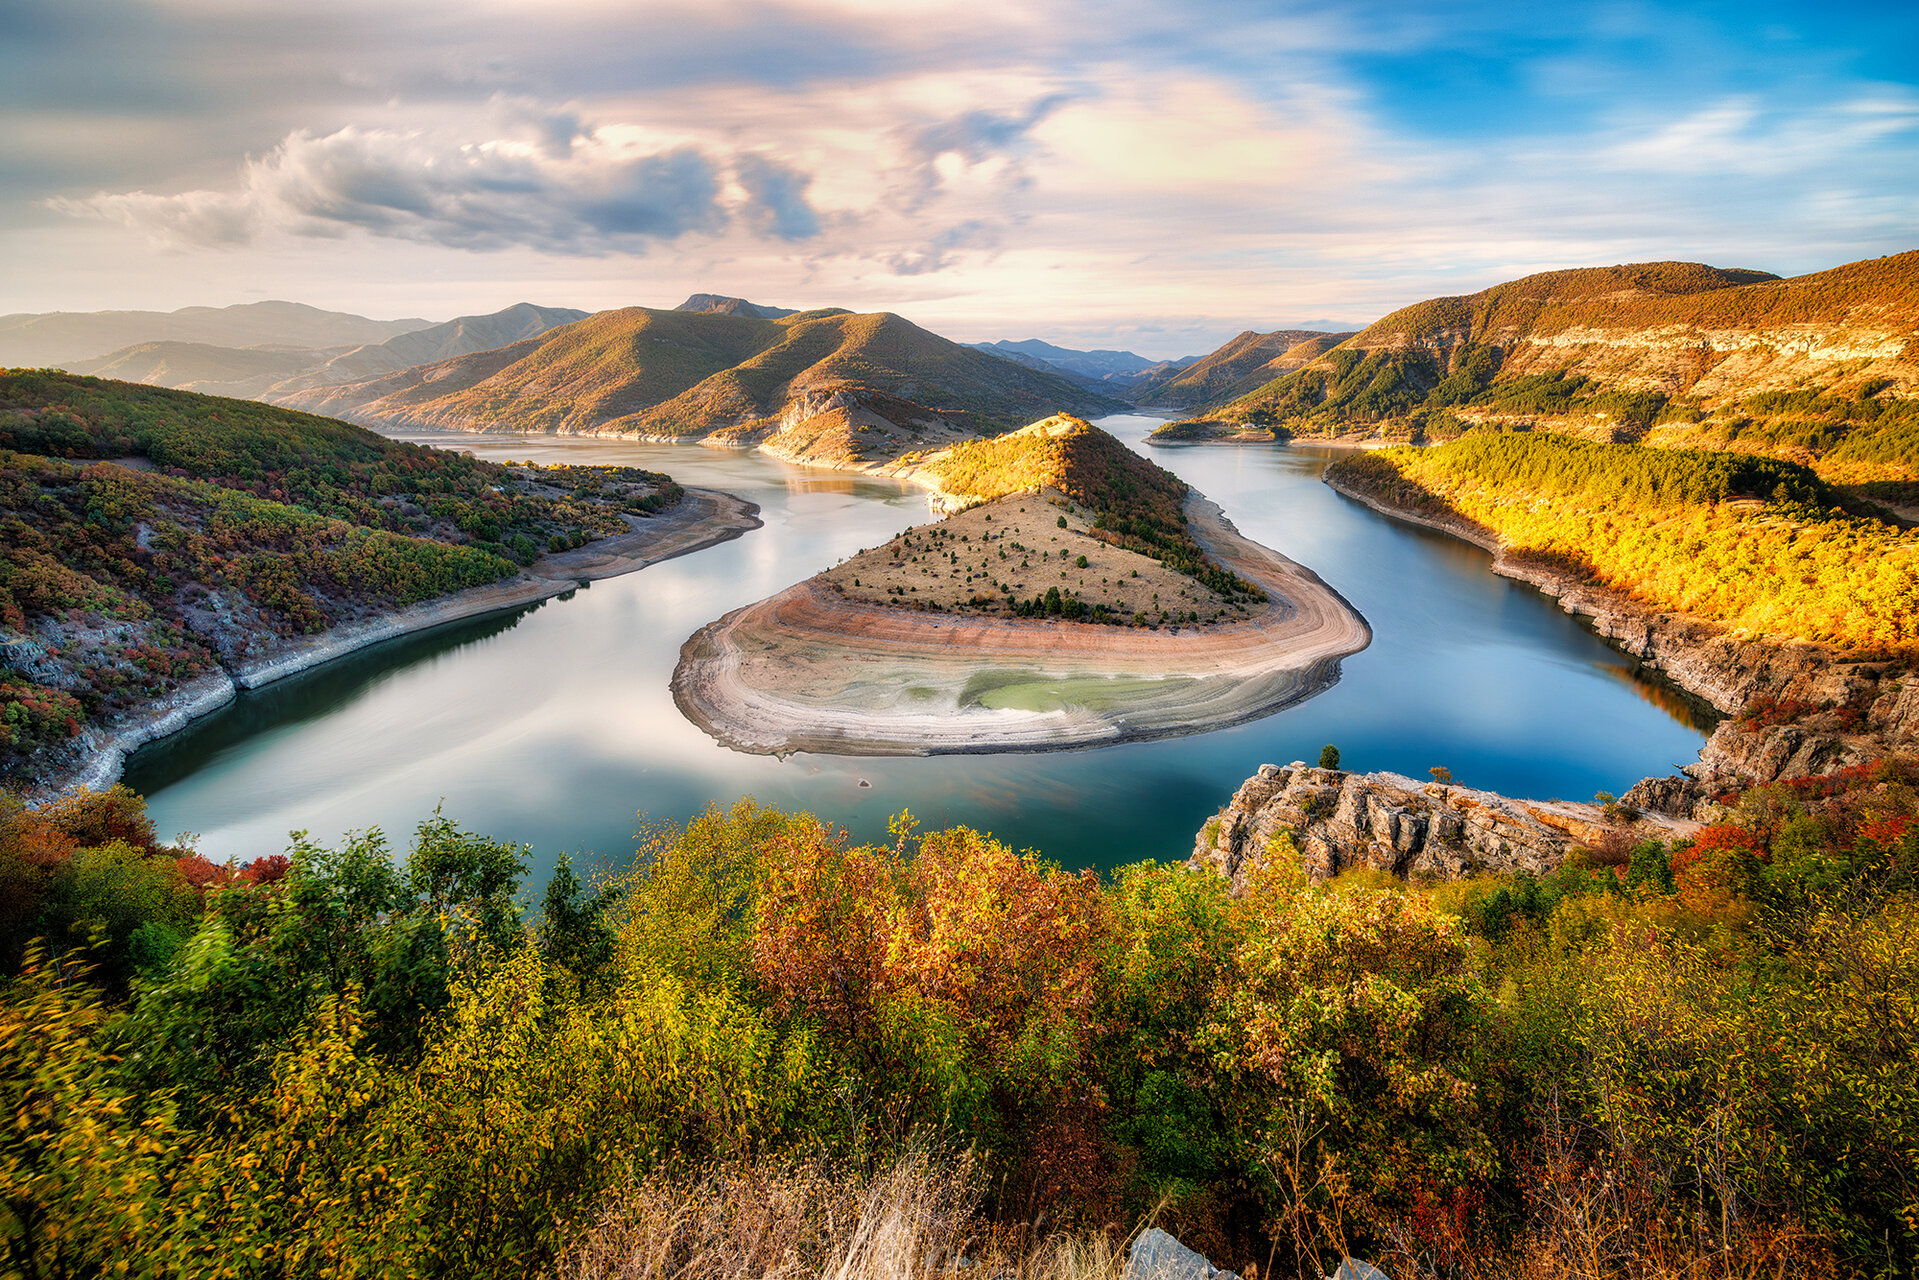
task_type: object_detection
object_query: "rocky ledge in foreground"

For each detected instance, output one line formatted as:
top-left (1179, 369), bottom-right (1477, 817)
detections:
top-left (1191, 762), bottom-right (1701, 888)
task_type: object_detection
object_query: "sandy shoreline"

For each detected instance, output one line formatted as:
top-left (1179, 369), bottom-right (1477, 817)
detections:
top-left (671, 493), bottom-right (1371, 757)
top-left (36, 488), bottom-right (761, 802)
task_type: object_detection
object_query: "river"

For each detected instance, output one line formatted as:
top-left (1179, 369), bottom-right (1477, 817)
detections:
top-left (126, 415), bottom-right (1711, 882)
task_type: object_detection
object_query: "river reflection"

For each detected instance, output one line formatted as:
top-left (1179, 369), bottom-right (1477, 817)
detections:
top-left (128, 416), bottom-right (1711, 880)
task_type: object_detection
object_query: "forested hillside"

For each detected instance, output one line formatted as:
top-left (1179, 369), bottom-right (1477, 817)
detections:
top-left (1158, 254), bottom-right (1919, 495)
top-left (0, 372), bottom-right (678, 786)
top-left (1326, 433), bottom-right (1919, 650)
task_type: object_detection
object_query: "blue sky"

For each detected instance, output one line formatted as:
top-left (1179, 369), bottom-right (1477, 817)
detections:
top-left (2, 0), bottom-right (1914, 356)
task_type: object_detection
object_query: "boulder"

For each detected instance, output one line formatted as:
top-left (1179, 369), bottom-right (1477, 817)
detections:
top-left (1125, 1227), bottom-right (1238, 1280)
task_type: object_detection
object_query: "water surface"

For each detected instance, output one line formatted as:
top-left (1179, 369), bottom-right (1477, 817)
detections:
top-left (128, 416), bottom-right (1709, 880)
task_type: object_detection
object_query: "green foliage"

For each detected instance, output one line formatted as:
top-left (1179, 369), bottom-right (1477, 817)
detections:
top-left (4, 772), bottom-right (1916, 1275)
top-left (1318, 744), bottom-right (1341, 770)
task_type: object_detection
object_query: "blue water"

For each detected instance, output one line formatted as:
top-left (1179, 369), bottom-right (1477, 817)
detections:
top-left (126, 416), bottom-right (1709, 881)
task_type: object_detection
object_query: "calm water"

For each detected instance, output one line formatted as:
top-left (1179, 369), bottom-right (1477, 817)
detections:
top-left (127, 415), bottom-right (1710, 881)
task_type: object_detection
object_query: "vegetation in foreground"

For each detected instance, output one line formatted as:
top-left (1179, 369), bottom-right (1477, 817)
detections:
top-left (3, 755), bottom-right (1915, 1279)
top-left (0, 371), bottom-right (680, 785)
top-left (1327, 432), bottom-right (1919, 651)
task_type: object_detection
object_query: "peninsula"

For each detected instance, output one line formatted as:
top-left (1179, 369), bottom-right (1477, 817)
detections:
top-left (672, 416), bottom-right (1369, 754)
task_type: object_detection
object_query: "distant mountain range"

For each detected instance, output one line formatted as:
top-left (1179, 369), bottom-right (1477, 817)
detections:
top-left (0, 301), bottom-right (433, 369)
top-left (964, 338), bottom-right (1198, 391)
top-left (62, 304), bottom-right (590, 402)
top-left (1128, 330), bottom-right (1355, 409)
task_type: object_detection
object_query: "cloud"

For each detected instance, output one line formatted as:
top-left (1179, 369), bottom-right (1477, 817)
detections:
top-left (49, 118), bottom-right (822, 255)
top-left (886, 219), bottom-right (1001, 275)
top-left (733, 153), bottom-right (821, 240)
top-left (890, 93), bottom-right (1076, 210)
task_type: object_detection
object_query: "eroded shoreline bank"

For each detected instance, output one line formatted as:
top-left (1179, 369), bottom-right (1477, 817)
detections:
top-left (1320, 472), bottom-right (1919, 807)
top-left (671, 494), bottom-right (1372, 757)
top-left (33, 488), bottom-right (761, 803)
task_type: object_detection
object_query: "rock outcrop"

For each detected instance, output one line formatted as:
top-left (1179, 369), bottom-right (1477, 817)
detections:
top-left (1191, 762), bottom-right (1699, 889)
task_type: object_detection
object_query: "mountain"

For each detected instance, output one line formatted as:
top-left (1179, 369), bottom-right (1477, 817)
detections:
top-left (1162, 253), bottom-right (1919, 489)
top-left (965, 338), bottom-right (1190, 386)
top-left (282, 305), bottom-right (1128, 471)
top-left (0, 301), bottom-right (431, 368)
top-left (61, 304), bottom-right (588, 404)
top-left (674, 294), bottom-right (799, 319)
top-left (269, 304), bottom-right (589, 394)
top-left (64, 342), bottom-right (340, 400)
top-left (1130, 329), bottom-right (1354, 409)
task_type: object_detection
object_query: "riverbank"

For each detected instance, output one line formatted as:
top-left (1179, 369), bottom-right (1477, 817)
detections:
top-left (32, 488), bottom-right (761, 803)
top-left (671, 493), bottom-right (1371, 756)
top-left (1321, 470), bottom-right (1918, 810)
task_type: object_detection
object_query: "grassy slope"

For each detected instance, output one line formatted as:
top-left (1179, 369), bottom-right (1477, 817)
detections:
top-left (353, 307), bottom-right (1124, 438)
top-left (1326, 432), bottom-right (1919, 651)
top-left (920, 417), bottom-right (1262, 601)
top-left (1132, 330), bottom-right (1349, 409)
top-left (0, 372), bottom-right (672, 784)
top-left (1166, 254), bottom-right (1919, 482)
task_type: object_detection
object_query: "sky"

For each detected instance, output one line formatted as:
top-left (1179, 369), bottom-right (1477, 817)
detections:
top-left (3, 0), bottom-right (1916, 358)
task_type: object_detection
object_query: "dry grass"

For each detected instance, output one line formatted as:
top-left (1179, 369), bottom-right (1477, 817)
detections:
top-left (818, 494), bottom-right (1247, 625)
top-left (549, 1148), bottom-right (1130, 1280)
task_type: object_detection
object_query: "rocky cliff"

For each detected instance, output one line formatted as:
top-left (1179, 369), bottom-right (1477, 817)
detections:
top-left (1190, 762), bottom-right (1698, 889)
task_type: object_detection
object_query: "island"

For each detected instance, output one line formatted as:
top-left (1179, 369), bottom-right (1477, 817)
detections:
top-left (672, 416), bottom-right (1370, 754)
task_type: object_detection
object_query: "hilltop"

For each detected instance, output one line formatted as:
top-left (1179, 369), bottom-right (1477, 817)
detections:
top-left (1130, 328), bottom-right (1353, 409)
top-left (1154, 252), bottom-right (1919, 494)
top-left (285, 305), bottom-right (1127, 470)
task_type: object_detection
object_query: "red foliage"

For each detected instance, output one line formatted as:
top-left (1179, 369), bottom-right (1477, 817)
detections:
top-left (1671, 824), bottom-right (1763, 877)
top-left (177, 853), bottom-right (235, 901)
top-left (240, 854), bottom-right (291, 886)
top-left (1739, 696), bottom-right (1816, 730)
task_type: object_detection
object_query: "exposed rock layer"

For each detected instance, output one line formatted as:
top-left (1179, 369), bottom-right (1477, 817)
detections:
top-left (1191, 763), bottom-right (1699, 889)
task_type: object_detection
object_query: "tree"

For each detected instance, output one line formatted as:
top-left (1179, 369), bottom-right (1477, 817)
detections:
top-left (1318, 744), bottom-right (1341, 770)
top-left (539, 853), bottom-right (616, 996)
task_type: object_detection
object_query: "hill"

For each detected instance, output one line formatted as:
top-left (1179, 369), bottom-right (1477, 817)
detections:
top-left (1324, 432), bottom-right (1919, 652)
top-left (62, 304), bottom-right (587, 403)
top-left (0, 301), bottom-right (431, 368)
top-left (289, 306), bottom-right (1128, 470)
top-left (674, 293), bottom-right (799, 319)
top-left (1157, 252), bottom-right (1919, 492)
top-left (1131, 329), bottom-right (1353, 409)
top-left (0, 371), bottom-right (682, 787)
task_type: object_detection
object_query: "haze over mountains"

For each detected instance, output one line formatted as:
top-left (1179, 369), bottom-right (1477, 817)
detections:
top-left (64, 304), bottom-right (589, 401)
top-left (0, 301), bottom-right (432, 369)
